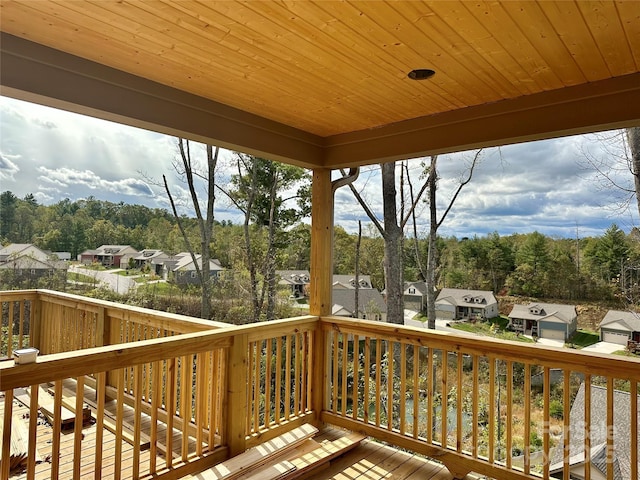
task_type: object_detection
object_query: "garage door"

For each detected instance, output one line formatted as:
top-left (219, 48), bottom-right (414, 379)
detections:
top-left (436, 309), bottom-right (454, 320)
top-left (603, 331), bottom-right (629, 345)
top-left (541, 329), bottom-right (565, 340)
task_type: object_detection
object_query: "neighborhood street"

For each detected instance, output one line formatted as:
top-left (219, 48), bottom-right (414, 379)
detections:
top-left (69, 265), bottom-right (137, 295)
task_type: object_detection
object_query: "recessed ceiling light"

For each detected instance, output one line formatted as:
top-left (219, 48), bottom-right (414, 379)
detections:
top-left (408, 69), bottom-right (435, 80)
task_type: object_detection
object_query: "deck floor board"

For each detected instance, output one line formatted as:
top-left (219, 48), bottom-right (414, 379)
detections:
top-left (3, 394), bottom-right (454, 480)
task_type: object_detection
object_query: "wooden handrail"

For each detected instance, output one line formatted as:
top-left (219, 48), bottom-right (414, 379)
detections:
top-left (320, 316), bottom-right (640, 380)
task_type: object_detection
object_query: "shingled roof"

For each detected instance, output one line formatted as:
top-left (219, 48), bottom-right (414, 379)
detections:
top-left (550, 383), bottom-right (640, 480)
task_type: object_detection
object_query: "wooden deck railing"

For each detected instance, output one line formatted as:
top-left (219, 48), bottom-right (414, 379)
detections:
top-left (1, 290), bottom-right (639, 480)
top-left (320, 316), bottom-right (640, 480)
top-left (1, 290), bottom-right (318, 479)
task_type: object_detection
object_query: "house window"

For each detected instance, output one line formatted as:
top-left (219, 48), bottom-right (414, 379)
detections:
top-left (30, 269), bottom-right (36, 275)
top-left (409, 287), bottom-right (416, 294)
top-left (191, 271), bottom-right (196, 278)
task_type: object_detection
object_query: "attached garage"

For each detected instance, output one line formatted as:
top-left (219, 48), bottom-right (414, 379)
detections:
top-left (541, 328), bottom-right (566, 341)
top-left (602, 331), bottom-right (630, 345)
top-left (436, 305), bottom-right (455, 320)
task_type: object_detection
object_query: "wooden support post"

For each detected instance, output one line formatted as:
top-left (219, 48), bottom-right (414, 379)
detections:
top-left (30, 296), bottom-right (42, 352)
top-left (310, 168), bottom-right (333, 317)
top-left (226, 333), bottom-right (248, 457)
top-left (310, 168), bottom-right (333, 428)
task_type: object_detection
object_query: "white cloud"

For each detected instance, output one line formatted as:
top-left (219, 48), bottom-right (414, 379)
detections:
top-left (0, 152), bottom-right (20, 181)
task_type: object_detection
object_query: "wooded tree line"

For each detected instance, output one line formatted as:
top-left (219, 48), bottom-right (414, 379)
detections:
top-left (2, 188), bottom-right (639, 305)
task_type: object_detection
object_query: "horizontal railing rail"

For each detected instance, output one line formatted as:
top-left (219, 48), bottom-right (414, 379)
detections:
top-left (319, 316), bottom-right (640, 480)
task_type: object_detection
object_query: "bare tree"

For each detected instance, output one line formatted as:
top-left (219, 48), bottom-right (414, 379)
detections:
top-left (581, 127), bottom-right (640, 217)
top-left (342, 162), bottom-right (429, 324)
top-left (425, 151), bottom-right (482, 329)
top-left (162, 139), bottom-right (218, 320)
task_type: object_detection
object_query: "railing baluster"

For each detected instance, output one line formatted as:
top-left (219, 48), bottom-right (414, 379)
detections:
top-left (387, 341), bottom-right (394, 431)
top-left (94, 372), bottom-right (106, 479)
top-left (341, 333), bottom-right (347, 417)
top-left (52, 380), bottom-right (63, 479)
top-left (489, 357), bottom-right (495, 463)
top-left (306, 332), bottom-right (313, 413)
top-left (74, 376), bottom-right (84, 479)
top-left (352, 334), bottom-right (359, 421)
top-left (524, 363), bottom-right (531, 475)
top-left (182, 354), bottom-right (193, 461)
top-left (607, 377), bottom-right (614, 480)
top-left (376, 338), bottom-right (382, 428)
top-left (364, 337), bottom-right (370, 425)
top-left (543, 366), bottom-right (550, 478)
top-left (631, 380), bottom-right (638, 480)
top-left (413, 344), bottom-right (419, 439)
top-left (427, 347), bottom-right (433, 444)
top-left (302, 332), bottom-right (309, 413)
top-left (584, 375), bottom-right (591, 480)
top-left (332, 333), bottom-right (338, 415)
top-left (195, 352), bottom-right (206, 456)
top-left (254, 341), bottom-right (261, 429)
top-left (275, 337), bottom-right (282, 424)
top-left (1, 389), bottom-right (12, 480)
top-left (7, 302), bottom-right (13, 357)
top-left (115, 368), bottom-right (124, 480)
top-left (441, 349), bottom-right (448, 448)
top-left (563, 370), bottom-right (571, 480)
top-left (286, 335), bottom-right (293, 420)
top-left (400, 342), bottom-right (406, 435)
top-left (506, 360), bottom-right (513, 468)
top-left (27, 383), bottom-right (38, 480)
top-left (472, 355), bottom-right (479, 459)
top-left (18, 301), bottom-right (25, 349)
top-left (457, 353), bottom-right (463, 453)
top-left (133, 365), bottom-right (142, 479)
top-left (165, 359), bottom-right (176, 468)
top-left (266, 339), bottom-right (273, 427)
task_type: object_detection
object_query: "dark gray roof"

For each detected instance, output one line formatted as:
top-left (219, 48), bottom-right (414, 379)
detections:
top-left (404, 282), bottom-right (429, 295)
top-left (332, 274), bottom-right (373, 289)
top-left (509, 302), bottom-right (576, 324)
top-left (600, 310), bottom-right (640, 332)
top-left (276, 270), bottom-right (310, 285)
top-left (435, 288), bottom-right (497, 307)
top-left (332, 288), bottom-right (386, 315)
top-left (551, 383), bottom-right (639, 480)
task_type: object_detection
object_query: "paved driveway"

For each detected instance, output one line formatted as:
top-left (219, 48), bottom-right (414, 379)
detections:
top-left (580, 341), bottom-right (624, 354)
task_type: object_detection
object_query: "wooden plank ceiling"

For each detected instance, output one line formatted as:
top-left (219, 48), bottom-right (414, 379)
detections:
top-left (1, 1), bottom-right (639, 168)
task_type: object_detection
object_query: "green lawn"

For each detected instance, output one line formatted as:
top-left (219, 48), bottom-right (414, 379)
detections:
top-left (68, 272), bottom-right (98, 283)
top-left (567, 330), bottom-right (600, 348)
top-left (449, 316), bottom-right (535, 343)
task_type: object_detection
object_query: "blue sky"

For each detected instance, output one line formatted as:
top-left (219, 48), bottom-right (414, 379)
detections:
top-left (0, 95), bottom-right (636, 239)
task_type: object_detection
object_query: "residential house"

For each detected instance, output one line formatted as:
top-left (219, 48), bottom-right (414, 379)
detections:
top-left (171, 253), bottom-right (224, 286)
top-left (332, 287), bottom-right (387, 322)
top-left (276, 270), bottom-right (310, 298)
top-left (550, 383), bottom-right (640, 480)
top-left (403, 281), bottom-right (428, 312)
top-left (598, 310), bottom-right (640, 346)
top-left (508, 302), bottom-right (577, 341)
top-left (0, 243), bottom-right (51, 263)
top-left (79, 245), bottom-right (138, 268)
top-left (332, 274), bottom-right (373, 290)
top-left (435, 288), bottom-right (499, 321)
top-left (0, 243), bottom-right (66, 282)
top-left (132, 249), bottom-right (171, 275)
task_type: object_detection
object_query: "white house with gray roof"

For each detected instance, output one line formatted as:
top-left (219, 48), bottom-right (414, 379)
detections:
top-left (435, 288), bottom-right (498, 321)
top-left (599, 310), bottom-right (640, 346)
top-left (508, 302), bottom-right (577, 341)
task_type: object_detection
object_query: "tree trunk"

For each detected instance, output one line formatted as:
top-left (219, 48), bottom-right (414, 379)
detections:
top-left (426, 157), bottom-right (438, 329)
top-left (628, 127), bottom-right (640, 218)
top-left (381, 162), bottom-right (404, 324)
